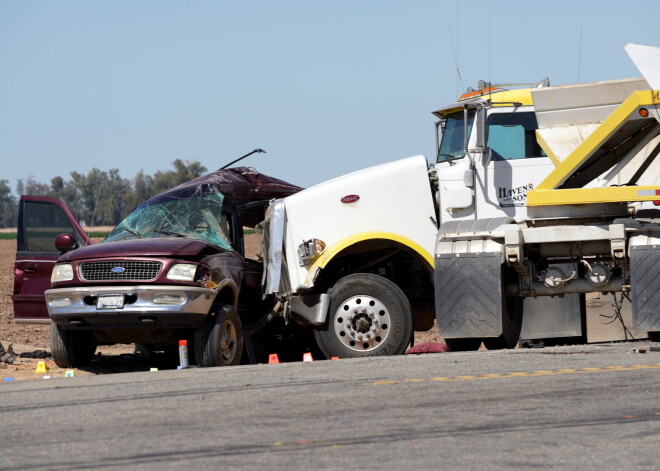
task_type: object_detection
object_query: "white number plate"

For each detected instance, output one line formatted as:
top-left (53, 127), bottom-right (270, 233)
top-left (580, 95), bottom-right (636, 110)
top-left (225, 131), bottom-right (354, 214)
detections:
top-left (97, 294), bottom-right (125, 310)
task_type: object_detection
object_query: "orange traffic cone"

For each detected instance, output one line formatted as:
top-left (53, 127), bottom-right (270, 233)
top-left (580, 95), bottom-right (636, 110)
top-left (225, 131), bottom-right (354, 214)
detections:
top-left (268, 353), bottom-right (280, 364)
top-left (303, 352), bottom-right (313, 362)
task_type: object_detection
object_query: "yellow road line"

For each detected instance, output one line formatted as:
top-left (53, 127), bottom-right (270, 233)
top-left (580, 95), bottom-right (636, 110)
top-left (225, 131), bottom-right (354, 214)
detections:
top-left (364, 363), bottom-right (660, 386)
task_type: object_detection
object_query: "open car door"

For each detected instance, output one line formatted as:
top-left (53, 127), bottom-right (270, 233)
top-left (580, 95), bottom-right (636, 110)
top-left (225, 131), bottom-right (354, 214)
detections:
top-left (12, 196), bottom-right (92, 323)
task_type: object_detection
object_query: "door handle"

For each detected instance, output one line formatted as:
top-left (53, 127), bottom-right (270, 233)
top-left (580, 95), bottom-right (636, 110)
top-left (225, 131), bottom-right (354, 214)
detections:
top-left (23, 264), bottom-right (38, 273)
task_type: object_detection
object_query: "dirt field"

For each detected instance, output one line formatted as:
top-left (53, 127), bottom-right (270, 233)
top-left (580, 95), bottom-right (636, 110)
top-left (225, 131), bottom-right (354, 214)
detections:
top-left (0, 238), bottom-right (142, 381)
top-left (0, 235), bottom-right (444, 382)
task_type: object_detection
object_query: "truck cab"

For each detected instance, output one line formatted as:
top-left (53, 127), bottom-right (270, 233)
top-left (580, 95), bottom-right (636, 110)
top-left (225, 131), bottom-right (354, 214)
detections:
top-left (433, 82), bottom-right (561, 223)
top-left (431, 76), bottom-right (653, 224)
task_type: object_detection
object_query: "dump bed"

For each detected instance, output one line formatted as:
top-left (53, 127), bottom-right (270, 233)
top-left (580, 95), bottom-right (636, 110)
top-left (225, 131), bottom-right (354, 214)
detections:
top-left (528, 44), bottom-right (660, 207)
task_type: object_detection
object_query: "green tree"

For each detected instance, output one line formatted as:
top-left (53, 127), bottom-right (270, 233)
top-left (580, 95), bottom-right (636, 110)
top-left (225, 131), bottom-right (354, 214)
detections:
top-left (50, 175), bottom-right (78, 217)
top-left (69, 169), bottom-right (106, 226)
top-left (91, 169), bottom-right (132, 225)
top-left (151, 159), bottom-right (207, 195)
top-left (132, 170), bottom-right (154, 206)
top-left (6, 159), bottom-right (208, 227)
top-left (16, 176), bottom-right (49, 196)
top-left (0, 180), bottom-right (18, 228)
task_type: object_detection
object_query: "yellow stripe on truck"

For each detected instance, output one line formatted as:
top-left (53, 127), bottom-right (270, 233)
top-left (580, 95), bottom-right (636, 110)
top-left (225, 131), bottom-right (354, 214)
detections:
top-left (534, 90), bottom-right (655, 193)
top-left (305, 232), bottom-right (435, 284)
top-left (528, 185), bottom-right (660, 206)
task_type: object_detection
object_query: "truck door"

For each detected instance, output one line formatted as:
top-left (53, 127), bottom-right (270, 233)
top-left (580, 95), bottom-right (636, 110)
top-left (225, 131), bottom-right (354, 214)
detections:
top-left (12, 196), bottom-right (92, 323)
top-left (474, 109), bottom-right (555, 221)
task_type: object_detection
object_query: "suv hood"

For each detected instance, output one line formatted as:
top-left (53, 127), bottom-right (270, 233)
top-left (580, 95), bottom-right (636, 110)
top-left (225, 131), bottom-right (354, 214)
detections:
top-left (58, 238), bottom-right (220, 262)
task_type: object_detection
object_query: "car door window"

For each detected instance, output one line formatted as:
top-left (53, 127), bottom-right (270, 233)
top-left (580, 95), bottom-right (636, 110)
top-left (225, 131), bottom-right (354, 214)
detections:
top-left (20, 201), bottom-right (79, 253)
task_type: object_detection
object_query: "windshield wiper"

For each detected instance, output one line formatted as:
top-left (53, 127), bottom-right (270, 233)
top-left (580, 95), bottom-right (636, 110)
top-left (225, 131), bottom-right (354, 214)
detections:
top-left (152, 229), bottom-right (187, 238)
top-left (120, 228), bottom-right (143, 239)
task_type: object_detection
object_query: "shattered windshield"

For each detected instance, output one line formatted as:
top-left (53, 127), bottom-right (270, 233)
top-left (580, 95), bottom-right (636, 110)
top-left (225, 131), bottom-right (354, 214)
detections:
top-left (437, 109), bottom-right (475, 163)
top-left (104, 185), bottom-right (234, 251)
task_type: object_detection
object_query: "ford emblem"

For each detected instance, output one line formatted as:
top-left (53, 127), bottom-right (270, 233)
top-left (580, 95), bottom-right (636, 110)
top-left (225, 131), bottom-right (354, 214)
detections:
top-left (111, 266), bottom-right (126, 274)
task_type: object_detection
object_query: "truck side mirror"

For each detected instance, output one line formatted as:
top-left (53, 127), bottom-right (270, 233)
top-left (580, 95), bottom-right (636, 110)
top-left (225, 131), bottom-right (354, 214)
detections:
top-left (54, 233), bottom-right (77, 253)
top-left (476, 108), bottom-right (486, 148)
top-left (482, 147), bottom-right (493, 167)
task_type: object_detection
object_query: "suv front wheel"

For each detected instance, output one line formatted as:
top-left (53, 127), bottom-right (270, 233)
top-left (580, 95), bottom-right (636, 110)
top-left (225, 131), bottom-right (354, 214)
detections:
top-left (195, 304), bottom-right (243, 367)
top-left (51, 323), bottom-right (96, 368)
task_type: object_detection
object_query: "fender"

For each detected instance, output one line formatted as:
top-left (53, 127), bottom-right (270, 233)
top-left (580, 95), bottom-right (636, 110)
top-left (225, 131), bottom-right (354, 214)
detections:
top-left (304, 231), bottom-right (434, 286)
top-left (214, 278), bottom-right (240, 308)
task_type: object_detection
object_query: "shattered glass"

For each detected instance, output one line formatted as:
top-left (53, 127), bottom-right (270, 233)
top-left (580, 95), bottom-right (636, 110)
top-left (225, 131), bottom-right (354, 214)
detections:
top-left (104, 184), bottom-right (234, 251)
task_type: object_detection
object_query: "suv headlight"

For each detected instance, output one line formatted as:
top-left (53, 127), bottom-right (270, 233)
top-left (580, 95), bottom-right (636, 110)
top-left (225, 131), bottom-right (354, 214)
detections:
top-left (51, 264), bottom-right (74, 283)
top-left (167, 263), bottom-right (197, 281)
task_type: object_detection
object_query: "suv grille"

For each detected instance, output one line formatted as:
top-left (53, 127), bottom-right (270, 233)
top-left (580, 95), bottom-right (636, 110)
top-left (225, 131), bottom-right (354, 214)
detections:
top-left (80, 261), bottom-right (162, 281)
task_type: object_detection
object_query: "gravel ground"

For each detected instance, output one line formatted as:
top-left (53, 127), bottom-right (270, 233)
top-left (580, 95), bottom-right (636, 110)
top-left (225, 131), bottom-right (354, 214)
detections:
top-left (0, 239), bottom-right (139, 381)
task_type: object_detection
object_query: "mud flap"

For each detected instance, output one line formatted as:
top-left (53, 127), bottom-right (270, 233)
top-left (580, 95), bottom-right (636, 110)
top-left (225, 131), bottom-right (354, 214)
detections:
top-left (521, 263), bottom-right (585, 341)
top-left (630, 244), bottom-right (660, 332)
top-left (435, 252), bottom-right (503, 339)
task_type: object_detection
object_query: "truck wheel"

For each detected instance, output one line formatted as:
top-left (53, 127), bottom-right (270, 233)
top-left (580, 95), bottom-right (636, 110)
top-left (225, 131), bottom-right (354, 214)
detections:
top-left (195, 304), bottom-right (243, 367)
top-left (314, 274), bottom-right (412, 359)
top-left (444, 338), bottom-right (482, 351)
top-left (50, 323), bottom-right (96, 368)
top-left (483, 295), bottom-right (522, 350)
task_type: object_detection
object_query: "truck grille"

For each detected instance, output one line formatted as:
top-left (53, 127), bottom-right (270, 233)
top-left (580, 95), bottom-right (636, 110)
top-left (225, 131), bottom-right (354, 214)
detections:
top-left (80, 261), bottom-right (162, 281)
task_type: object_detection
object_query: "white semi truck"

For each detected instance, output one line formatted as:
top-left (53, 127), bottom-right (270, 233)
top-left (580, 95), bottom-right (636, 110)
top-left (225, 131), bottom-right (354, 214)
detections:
top-left (261, 43), bottom-right (660, 358)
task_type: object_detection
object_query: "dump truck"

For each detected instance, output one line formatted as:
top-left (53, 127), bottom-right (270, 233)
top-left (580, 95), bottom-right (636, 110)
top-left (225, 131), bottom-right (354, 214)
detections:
top-left (260, 43), bottom-right (660, 357)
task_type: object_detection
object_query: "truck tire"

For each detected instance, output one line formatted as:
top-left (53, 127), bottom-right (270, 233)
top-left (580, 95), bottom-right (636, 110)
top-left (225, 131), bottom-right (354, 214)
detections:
top-left (195, 304), bottom-right (243, 367)
top-left (50, 323), bottom-right (96, 368)
top-left (483, 266), bottom-right (523, 350)
top-left (482, 295), bottom-right (523, 350)
top-left (314, 274), bottom-right (412, 359)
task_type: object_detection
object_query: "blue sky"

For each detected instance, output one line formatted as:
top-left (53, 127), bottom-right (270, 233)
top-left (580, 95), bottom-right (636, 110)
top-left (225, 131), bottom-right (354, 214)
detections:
top-left (1, 0), bottom-right (658, 192)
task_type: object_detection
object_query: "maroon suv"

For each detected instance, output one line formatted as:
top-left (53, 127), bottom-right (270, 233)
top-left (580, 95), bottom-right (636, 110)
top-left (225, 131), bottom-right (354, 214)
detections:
top-left (13, 167), bottom-right (300, 368)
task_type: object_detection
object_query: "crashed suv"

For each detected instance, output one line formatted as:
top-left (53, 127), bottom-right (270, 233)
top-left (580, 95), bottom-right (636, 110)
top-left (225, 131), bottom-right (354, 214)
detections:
top-left (20, 167), bottom-right (300, 368)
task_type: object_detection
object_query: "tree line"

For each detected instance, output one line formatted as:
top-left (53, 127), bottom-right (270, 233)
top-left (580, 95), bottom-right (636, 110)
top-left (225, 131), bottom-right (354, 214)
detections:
top-left (0, 160), bottom-right (207, 228)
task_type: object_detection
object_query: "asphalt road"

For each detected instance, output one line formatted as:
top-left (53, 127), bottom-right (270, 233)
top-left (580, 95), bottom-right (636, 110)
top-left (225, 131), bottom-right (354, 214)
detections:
top-left (1, 342), bottom-right (659, 470)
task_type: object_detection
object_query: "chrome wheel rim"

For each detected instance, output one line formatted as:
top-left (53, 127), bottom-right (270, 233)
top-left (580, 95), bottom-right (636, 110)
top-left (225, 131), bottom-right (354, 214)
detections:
top-left (332, 295), bottom-right (391, 352)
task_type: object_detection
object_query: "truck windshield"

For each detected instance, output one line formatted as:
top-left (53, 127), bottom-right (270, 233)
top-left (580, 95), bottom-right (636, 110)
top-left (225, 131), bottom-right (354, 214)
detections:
top-left (437, 109), bottom-right (475, 163)
top-left (104, 186), bottom-right (234, 251)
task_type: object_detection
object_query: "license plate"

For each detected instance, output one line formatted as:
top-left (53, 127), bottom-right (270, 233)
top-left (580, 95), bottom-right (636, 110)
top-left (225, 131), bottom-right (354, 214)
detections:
top-left (97, 294), bottom-right (125, 310)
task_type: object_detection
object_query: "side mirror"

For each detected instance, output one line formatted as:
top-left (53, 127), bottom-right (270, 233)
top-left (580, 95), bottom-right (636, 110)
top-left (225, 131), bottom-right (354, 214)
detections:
top-left (54, 233), bottom-right (77, 253)
top-left (481, 147), bottom-right (493, 167)
top-left (475, 108), bottom-right (486, 148)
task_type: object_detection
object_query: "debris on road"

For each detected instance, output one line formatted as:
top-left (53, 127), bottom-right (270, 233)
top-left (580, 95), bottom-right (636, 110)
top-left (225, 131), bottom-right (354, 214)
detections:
top-left (405, 342), bottom-right (448, 354)
top-left (0, 341), bottom-right (17, 364)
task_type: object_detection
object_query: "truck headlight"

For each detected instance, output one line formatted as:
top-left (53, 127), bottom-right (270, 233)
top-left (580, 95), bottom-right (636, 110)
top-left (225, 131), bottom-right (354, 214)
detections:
top-left (167, 263), bottom-right (197, 281)
top-left (297, 238), bottom-right (327, 266)
top-left (51, 264), bottom-right (74, 283)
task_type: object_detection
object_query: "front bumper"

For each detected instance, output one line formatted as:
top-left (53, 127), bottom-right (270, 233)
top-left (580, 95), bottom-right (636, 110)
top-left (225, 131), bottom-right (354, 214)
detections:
top-left (45, 285), bottom-right (216, 329)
